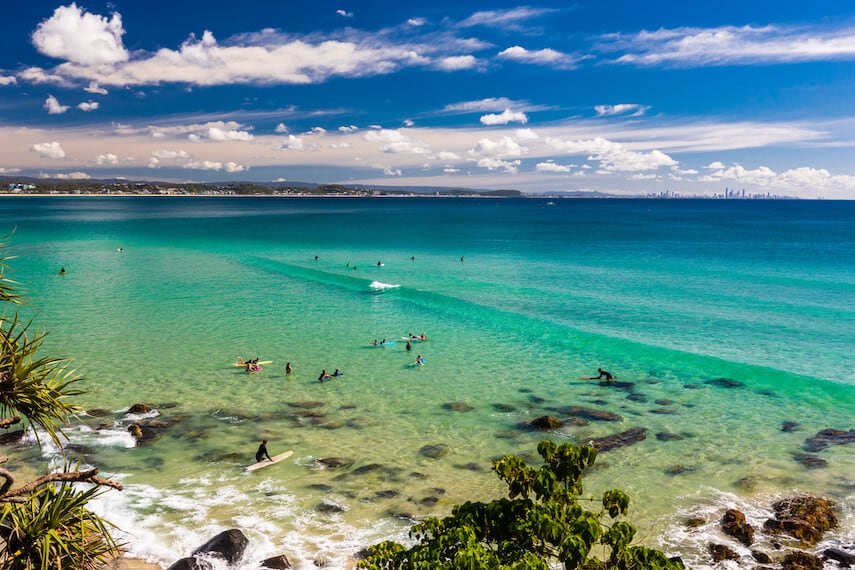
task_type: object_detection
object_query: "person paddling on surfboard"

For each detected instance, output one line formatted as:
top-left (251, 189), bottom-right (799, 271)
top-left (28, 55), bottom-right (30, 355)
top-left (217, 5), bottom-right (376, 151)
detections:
top-left (596, 368), bottom-right (614, 382)
top-left (256, 439), bottom-right (272, 462)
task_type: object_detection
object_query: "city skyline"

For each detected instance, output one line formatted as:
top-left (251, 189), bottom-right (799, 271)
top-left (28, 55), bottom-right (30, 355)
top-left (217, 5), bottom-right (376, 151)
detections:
top-left (1, 1), bottom-right (854, 198)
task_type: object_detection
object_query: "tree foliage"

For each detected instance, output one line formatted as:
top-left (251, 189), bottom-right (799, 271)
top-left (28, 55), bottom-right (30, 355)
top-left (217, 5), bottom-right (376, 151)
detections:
top-left (358, 440), bottom-right (684, 570)
top-left (0, 238), bottom-right (124, 569)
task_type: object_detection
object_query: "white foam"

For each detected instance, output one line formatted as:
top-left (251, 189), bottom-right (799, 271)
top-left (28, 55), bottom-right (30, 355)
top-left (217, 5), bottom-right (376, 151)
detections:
top-left (369, 281), bottom-right (400, 290)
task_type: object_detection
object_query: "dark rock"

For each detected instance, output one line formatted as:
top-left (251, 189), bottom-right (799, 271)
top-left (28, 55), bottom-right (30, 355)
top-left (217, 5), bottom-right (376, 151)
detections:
top-left (85, 408), bottom-right (113, 417)
top-left (307, 484), bottom-right (333, 492)
top-left (127, 403), bottom-right (153, 414)
top-left (589, 427), bottom-right (647, 451)
top-left (529, 415), bottom-right (563, 430)
top-left (591, 399), bottom-right (609, 406)
top-left (722, 509), bottom-right (754, 546)
top-left (409, 471), bottom-right (427, 479)
top-left (288, 401), bottom-right (325, 409)
top-left (656, 432), bottom-right (684, 441)
top-left (626, 393), bottom-right (647, 402)
top-left (375, 490), bottom-right (399, 499)
top-left (824, 548), bottom-right (855, 567)
top-left (764, 496), bottom-right (838, 546)
top-left (751, 550), bottom-right (772, 563)
top-left (492, 403), bottom-right (516, 412)
top-left (316, 501), bottom-right (346, 513)
top-left (708, 543), bottom-right (740, 562)
top-left (654, 399), bottom-right (674, 406)
top-left (665, 465), bottom-right (695, 476)
top-left (649, 408), bottom-right (677, 415)
top-left (192, 529), bottom-right (248, 565)
top-left (803, 428), bottom-right (855, 452)
top-left (0, 430), bottom-right (25, 444)
top-left (455, 462), bottom-right (483, 471)
top-left (736, 477), bottom-right (756, 490)
top-left (352, 463), bottom-right (383, 475)
top-left (420, 496), bottom-right (439, 506)
top-left (781, 551), bottom-right (823, 570)
top-left (313, 554), bottom-right (331, 567)
top-left (518, 387), bottom-right (532, 393)
top-left (316, 457), bottom-right (354, 469)
top-left (558, 406), bottom-right (622, 422)
top-left (781, 421), bottom-right (800, 432)
top-left (261, 554), bottom-right (293, 569)
top-left (442, 402), bottom-right (474, 412)
top-left (683, 383), bottom-right (700, 389)
top-left (419, 444), bottom-right (449, 459)
top-left (686, 517), bottom-right (705, 528)
top-left (166, 557), bottom-right (202, 570)
top-left (793, 453), bottom-right (828, 469)
top-left (494, 429), bottom-right (519, 439)
top-left (563, 417), bottom-right (589, 427)
top-left (706, 378), bottom-right (745, 388)
top-left (528, 395), bottom-right (546, 404)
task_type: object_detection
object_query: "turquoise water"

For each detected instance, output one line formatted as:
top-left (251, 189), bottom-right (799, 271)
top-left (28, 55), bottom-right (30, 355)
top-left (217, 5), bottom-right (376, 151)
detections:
top-left (2, 196), bottom-right (854, 568)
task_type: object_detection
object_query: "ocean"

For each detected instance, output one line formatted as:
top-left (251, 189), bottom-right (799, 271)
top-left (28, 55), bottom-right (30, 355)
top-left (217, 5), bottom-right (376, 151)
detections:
top-left (2, 196), bottom-right (853, 568)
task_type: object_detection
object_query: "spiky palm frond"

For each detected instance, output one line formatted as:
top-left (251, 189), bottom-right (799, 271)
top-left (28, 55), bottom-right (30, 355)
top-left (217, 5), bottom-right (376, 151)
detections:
top-left (0, 482), bottom-right (124, 570)
top-left (0, 236), bottom-right (23, 306)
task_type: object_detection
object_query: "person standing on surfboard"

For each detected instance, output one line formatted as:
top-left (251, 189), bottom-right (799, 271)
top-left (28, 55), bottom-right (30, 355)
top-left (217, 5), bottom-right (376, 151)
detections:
top-left (256, 439), bottom-right (272, 462)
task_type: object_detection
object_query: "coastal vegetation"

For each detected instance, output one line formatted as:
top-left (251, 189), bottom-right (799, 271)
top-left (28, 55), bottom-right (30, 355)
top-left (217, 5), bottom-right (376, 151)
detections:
top-left (358, 440), bottom-right (683, 570)
top-left (0, 238), bottom-right (123, 569)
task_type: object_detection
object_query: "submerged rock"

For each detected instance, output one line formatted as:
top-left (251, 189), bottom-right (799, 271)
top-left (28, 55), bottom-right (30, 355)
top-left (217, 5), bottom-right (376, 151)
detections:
top-left (492, 403), bottom-right (516, 412)
top-left (442, 402), bottom-right (474, 412)
top-left (315, 457), bottom-right (354, 469)
top-left (529, 415), bottom-right (563, 430)
top-left (792, 453), bottom-right (828, 469)
top-left (599, 380), bottom-right (635, 391)
top-left (626, 393), bottom-right (647, 402)
top-left (288, 401), bottom-right (325, 409)
top-left (588, 427), bottom-right (647, 451)
top-left (763, 496), bottom-right (838, 546)
top-left (705, 378), bottom-right (744, 388)
top-left (782, 421), bottom-right (800, 432)
top-left (655, 432), bottom-right (684, 441)
top-left (419, 444), bottom-right (449, 459)
top-left (557, 406), bottom-right (622, 422)
top-left (803, 428), bottom-right (855, 452)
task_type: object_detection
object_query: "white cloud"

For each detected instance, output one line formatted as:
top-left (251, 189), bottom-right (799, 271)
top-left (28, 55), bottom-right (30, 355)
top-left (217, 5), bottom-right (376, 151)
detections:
top-left (706, 161), bottom-right (725, 169)
top-left (32, 141), bottom-right (67, 159)
top-left (338, 125), bottom-right (358, 132)
top-left (498, 46), bottom-right (574, 67)
top-left (330, 142), bottom-right (352, 149)
top-left (595, 104), bottom-right (650, 117)
top-left (444, 97), bottom-right (517, 113)
top-left (309, 127), bottom-right (326, 135)
top-left (206, 126), bottom-right (254, 141)
top-left (0, 76), bottom-right (17, 86)
top-left (476, 157), bottom-right (520, 173)
top-left (78, 100), bottom-right (99, 112)
top-left (545, 136), bottom-right (678, 172)
top-left (44, 95), bottom-right (69, 114)
top-left (469, 136), bottom-right (526, 157)
top-left (436, 151), bottom-right (461, 161)
top-left (50, 171), bottom-right (91, 180)
top-left (437, 55), bottom-right (478, 70)
top-left (336, 10), bottom-right (353, 18)
top-left (443, 167), bottom-right (459, 173)
top-left (18, 67), bottom-right (68, 85)
top-left (609, 25), bottom-right (855, 67)
top-left (93, 153), bottom-right (118, 165)
top-left (383, 167), bottom-right (402, 176)
top-left (364, 129), bottom-right (407, 143)
top-left (460, 7), bottom-right (557, 30)
top-left (224, 161), bottom-right (247, 173)
top-left (515, 128), bottom-right (539, 140)
top-left (277, 135), bottom-right (304, 151)
top-left (0, 167), bottom-right (22, 173)
top-left (403, 119), bottom-right (414, 127)
top-left (536, 161), bottom-right (572, 173)
top-left (274, 123), bottom-right (289, 133)
top-left (480, 109), bottom-right (528, 125)
top-left (84, 81), bottom-right (107, 94)
top-left (32, 3), bottom-right (129, 66)
top-left (407, 18), bottom-right (425, 27)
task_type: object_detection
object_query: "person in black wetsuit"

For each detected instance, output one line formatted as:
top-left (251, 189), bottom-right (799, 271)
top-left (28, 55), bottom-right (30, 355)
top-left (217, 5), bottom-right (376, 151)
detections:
top-left (596, 368), bottom-right (614, 382)
top-left (256, 439), bottom-right (272, 462)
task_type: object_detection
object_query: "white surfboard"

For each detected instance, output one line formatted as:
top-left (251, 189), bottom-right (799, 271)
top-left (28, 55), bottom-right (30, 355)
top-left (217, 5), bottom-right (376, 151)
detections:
top-left (246, 450), bottom-right (293, 472)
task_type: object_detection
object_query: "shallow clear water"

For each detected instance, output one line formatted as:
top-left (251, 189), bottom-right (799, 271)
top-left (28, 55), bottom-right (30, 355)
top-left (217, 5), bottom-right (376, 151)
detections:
top-left (2, 196), bottom-right (854, 569)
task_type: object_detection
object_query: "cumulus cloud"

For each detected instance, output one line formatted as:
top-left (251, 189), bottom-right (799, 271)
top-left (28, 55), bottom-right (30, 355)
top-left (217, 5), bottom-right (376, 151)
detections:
top-left (330, 142), bottom-right (352, 149)
top-left (84, 80), bottom-right (107, 94)
top-left (277, 135), bottom-right (304, 151)
top-left (437, 55), bottom-right (478, 70)
top-left (50, 171), bottom-right (91, 180)
top-left (308, 127), bottom-right (326, 135)
top-left (148, 149), bottom-right (190, 167)
top-left (0, 167), bottom-right (22, 173)
top-left (595, 103), bottom-right (650, 117)
top-left (32, 3), bottom-right (129, 65)
top-left (515, 128), bottom-right (538, 140)
top-left (469, 136), bottom-right (527, 157)
top-left (364, 129), bottom-right (407, 144)
top-left (536, 161), bottom-right (572, 173)
top-left (364, 129), bottom-right (429, 154)
top-left (436, 151), bottom-right (462, 161)
top-left (205, 126), bottom-right (254, 141)
top-left (475, 157), bottom-right (520, 173)
top-left (93, 153), bottom-right (118, 165)
top-left (698, 162), bottom-right (855, 196)
top-left (383, 167), bottom-right (402, 176)
top-left (545, 136), bottom-right (677, 172)
top-left (608, 24), bottom-right (855, 67)
top-left (403, 119), bottom-right (414, 127)
top-left (336, 9), bottom-right (353, 17)
top-left (407, 18), bottom-right (425, 27)
top-left (44, 95), bottom-right (69, 114)
top-left (480, 109), bottom-right (528, 125)
top-left (338, 125), bottom-right (358, 132)
top-left (78, 100), bottom-right (99, 111)
top-left (18, 67), bottom-right (68, 85)
top-left (32, 141), bottom-right (67, 159)
top-left (498, 46), bottom-right (575, 67)
top-left (274, 123), bottom-right (289, 133)
top-left (0, 76), bottom-right (17, 86)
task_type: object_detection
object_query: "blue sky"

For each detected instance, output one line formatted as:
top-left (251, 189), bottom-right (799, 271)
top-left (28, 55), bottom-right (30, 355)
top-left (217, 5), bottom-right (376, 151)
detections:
top-left (1, 1), bottom-right (854, 197)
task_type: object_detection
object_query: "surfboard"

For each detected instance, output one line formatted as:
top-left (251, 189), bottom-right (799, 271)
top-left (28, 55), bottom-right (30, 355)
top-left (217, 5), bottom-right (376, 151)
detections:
top-left (233, 360), bottom-right (273, 367)
top-left (401, 337), bottom-right (426, 342)
top-left (246, 450), bottom-right (293, 472)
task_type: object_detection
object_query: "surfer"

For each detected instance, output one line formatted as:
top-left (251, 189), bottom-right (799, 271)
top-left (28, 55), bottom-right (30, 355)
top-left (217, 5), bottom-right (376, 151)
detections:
top-left (406, 340), bottom-right (412, 352)
top-left (377, 260), bottom-right (383, 267)
top-left (415, 354), bottom-right (424, 366)
top-left (59, 267), bottom-right (66, 275)
top-left (285, 362), bottom-right (293, 375)
top-left (332, 369), bottom-right (343, 377)
top-left (318, 369), bottom-right (332, 382)
top-left (256, 439), bottom-right (272, 462)
top-left (596, 368), bottom-right (614, 382)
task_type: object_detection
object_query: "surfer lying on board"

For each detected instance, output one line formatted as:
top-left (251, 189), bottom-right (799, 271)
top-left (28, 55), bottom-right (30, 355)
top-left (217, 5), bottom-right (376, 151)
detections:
top-left (256, 439), bottom-right (272, 462)
top-left (319, 369), bottom-right (333, 382)
top-left (415, 354), bottom-right (424, 366)
top-left (596, 368), bottom-right (614, 382)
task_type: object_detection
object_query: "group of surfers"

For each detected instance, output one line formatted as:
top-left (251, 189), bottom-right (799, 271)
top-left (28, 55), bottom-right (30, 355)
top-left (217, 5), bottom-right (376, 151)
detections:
top-left (237, 357), bottom-right (263, 373)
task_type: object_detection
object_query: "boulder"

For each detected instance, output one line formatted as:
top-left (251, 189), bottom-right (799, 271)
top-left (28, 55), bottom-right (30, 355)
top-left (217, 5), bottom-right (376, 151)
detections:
top-left (824, 548), bottom-right (855, 567)
top-left (655, 432), bottom-right (684, 441)
top-left (763, 496), bottom-right (837, 546)
top-left (127, 403), bottom-right (153, 414)
top-left (165, 558), bottom-right (201, 570)
top-left (261, 554), bottom-right (292, 569)
top-left (751, 550), bottom-right (772, 563)
top-left (792, 453), bottom-right (827, 469)
top-left (529, 415), bottom-right (563, 430)
top-left (589, 427), bottom-right (647, 451)
top-left (708, 543), bottom-right (739, 562)
top-left (781, 551), bottom-right (823, 570)
top-left (721, 509), bottom-right (754, 546)
top-left (803, 428), bottom-right (855, 452)
top-left (558, 406), bottom-right (622, 422)
top-left (316, 457), bottom-right (354, 469)
top-left (192, 529), bottom-right (248, 565)
top-left (781, 421), bottom-right (800, 432)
